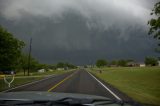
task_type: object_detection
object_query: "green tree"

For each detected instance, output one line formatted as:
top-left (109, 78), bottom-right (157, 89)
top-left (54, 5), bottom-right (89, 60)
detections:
top-left (145, 57), bottom-right (158, 66)
top-left (56, 62), bottom-right (65, 68)
top-left (110, 60), bottom-right (118, 65)
top-left (19, 53), bottom-right (41, 75)
top-left (0, 26), bottom-right (25, 70)
top-left (47, 64), bottom-right (56, 70)
top-left (27, 57), bottom-right (39, 71)
top-left (19, 54), bottom-right (28, 75)
top-left (117, 59), bottom-right (127, 67)
top-left (96, 59), bottom-right (107, 67)
top-left (56, 62), bottom-right (77, 69)
top-left (148, 2), bottom-right (160, 48)
top-left (64, 62), bottom-right (77, 69)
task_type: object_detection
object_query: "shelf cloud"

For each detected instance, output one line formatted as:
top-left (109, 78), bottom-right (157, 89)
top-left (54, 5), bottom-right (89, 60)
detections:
top-left (0, 0), bottom-right (159, 64)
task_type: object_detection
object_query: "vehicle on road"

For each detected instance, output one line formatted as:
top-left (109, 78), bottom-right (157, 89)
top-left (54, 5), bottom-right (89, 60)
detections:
top-left (0, 91), bottom-right (133, 106)
top-left (0, 70), bottom-right (16, 75)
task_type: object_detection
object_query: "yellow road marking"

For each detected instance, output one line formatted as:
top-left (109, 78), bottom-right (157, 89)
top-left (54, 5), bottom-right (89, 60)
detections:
top-left (47, 72), bottom-right (76, 92)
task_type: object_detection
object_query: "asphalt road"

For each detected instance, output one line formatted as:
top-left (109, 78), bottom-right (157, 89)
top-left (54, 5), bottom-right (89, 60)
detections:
top-left (4, 69), bottom-right (138, 103)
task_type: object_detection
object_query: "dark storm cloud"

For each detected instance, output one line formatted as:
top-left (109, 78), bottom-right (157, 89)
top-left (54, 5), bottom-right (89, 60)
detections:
top-left (0, 0), bottom-right (159, 65)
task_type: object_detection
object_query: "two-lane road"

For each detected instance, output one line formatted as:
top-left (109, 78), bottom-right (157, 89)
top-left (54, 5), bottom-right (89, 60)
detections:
top-left (51, 70), bottom-right (117, 100)
top-left (3, 69), bottom-right (134, 102)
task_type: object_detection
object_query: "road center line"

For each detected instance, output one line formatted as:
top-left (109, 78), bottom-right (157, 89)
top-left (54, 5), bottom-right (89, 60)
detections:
top-left (47, 71), bottom-right (77, 92)
top-left (87, 71), bottom-right (122, 101)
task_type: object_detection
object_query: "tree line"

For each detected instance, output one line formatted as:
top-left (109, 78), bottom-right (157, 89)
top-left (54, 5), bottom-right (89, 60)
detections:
top-left (96, 57), bottom-right (159, 68)
top-left (0, 26), bottom-right (77, 75)
top-left (95, 2), bottom-right (160, 68)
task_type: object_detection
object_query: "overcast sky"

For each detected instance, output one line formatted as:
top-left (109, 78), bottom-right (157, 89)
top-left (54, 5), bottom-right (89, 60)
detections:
top-left (0, 0), bottom-right (159, 65)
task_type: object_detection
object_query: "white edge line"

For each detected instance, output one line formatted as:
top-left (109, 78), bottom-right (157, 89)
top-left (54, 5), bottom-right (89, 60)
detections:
top-left (87, 71), bottom-right (122, 101)
top-left (1, 75), bottom-right (56, 93)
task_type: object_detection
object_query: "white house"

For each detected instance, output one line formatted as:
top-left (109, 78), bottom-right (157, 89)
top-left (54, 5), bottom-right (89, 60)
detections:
top-left (158, 61), bottom-right (160, 66)
top-left (57, 68), bottom-right (64, 71)
top-left (38, 69), bottom-right (46, 73)
top-left (139, 64), bottom-right (146, 67)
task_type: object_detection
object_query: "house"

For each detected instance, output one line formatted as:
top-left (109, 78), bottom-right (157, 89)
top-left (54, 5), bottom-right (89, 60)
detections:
top-left (57, 68), bottom-right (65, 71)
top-left (139, 64), bottom-right (146, 67)
top-left (127, 62), bottom-right (139, 67)
top-left (38, 69), bottom-right (46, 73)
top-left (158, 61), bottom-right (160, 66)
top-left (109, 65), bottom-right (118, 67)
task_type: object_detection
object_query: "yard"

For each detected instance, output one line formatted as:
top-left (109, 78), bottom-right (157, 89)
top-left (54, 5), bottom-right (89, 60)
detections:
top-left (90, 67), bottom-right (160, 106)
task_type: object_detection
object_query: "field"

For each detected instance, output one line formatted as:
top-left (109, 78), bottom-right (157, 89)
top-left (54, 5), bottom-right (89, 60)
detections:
top-left (90, 67), bottom-right (160, 106)
top-left (0, 69), bottom-right (73, 91)
top-left (16, 69), bottom-right (72, 76)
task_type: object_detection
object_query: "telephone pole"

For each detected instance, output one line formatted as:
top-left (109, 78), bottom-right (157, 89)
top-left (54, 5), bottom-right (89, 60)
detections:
top-left (27, 38), bottom-right (32, 76)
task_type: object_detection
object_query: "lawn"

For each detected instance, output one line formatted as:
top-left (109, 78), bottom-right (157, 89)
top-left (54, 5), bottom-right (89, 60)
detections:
top-left (90, 67), bottom-right (160, 106)
top-left (16, 69), bottom-right (72, 76)
top-left (0, 76), bottom-right (44, 91)
top-left (0, 69), bottom-right (74, 91)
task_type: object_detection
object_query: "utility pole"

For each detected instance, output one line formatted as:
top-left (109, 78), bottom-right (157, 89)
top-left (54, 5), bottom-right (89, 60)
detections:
top-left (27, 38), bottom-right (32, 76)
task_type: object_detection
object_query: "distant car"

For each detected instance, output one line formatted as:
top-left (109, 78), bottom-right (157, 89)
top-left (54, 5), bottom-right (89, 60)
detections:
top-left (0, 70), bottom-right (15, 75)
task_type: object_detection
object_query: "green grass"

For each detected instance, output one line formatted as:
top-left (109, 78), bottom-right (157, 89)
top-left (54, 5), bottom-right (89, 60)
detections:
top-left (16, 69), bottom-right (73, 76)
top-left (0, 76), bottom-right (44, 91)
top-left (89, 67), bottom-right (160, 106)
top-left (0, 69), bottom-right (74, 91)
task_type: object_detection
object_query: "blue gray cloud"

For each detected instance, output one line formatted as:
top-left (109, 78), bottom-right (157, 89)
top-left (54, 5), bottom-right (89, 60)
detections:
top-left (0, 0), bottom-right (159, 65)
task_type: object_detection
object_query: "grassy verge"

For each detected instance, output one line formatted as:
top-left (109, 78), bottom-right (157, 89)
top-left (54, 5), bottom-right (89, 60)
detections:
top-left (0, 69), bottom-right (74, 91)
top-left (89, 67), bottom-right (160, 106)
top-left (0, 76), bottom-right (44, 91)
top-left (16, 69), bottom-right (74, 76)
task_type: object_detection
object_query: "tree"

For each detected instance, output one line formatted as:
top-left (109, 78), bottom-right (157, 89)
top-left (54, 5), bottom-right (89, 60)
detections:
top-left (19, 54), bottom-right (28, 75)
top-left (64, 62), bottom-right (77, 69)
top-left (117, 59), bottom-right (127, 67)
top-left (148, 2), bottom-right (160, 47)
top-left (56, 62), bottom-right (77, 69)
top-left (26, 56), bottom-right (39, 71)
top-left (56, 62), bottom-right (65, 68)
top-left (0, 26), bottom-right (25, 70)
top-left (96, 59), bottom-right (107, 67)
top-left (19, 53), bottom-right (39, 74)
top-left (47, 64), bottom-right (56, 70)
top-left (110, 60), bottom-right (118, 66)
top-left (145, 57), bottom-right (158, 66)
